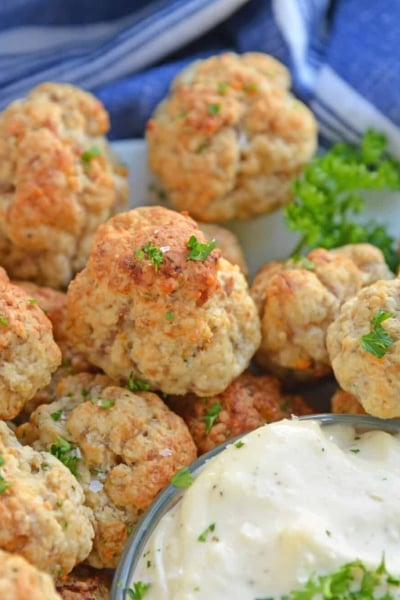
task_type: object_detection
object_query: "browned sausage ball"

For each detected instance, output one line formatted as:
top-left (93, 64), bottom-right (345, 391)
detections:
top-left (66, 206), bottom-right (261, 396)
top-left (146, 52), bottom-right (317, 222)
top-left (0, 549), bottom-right (62, 600)
top-left (0, 83), bottom-right (128, 288)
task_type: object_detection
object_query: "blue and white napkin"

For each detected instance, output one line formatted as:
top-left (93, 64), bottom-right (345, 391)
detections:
top-left (0, 0), bottom-right (399, 150)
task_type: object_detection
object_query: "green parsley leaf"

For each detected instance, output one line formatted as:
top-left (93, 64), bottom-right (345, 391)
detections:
top-left (171, 466), bottom-right (193, 489)
top-left (266, 558), bottom-right (400, 600)
top-left (50, 437), bottom-right (79, 476)
top-left (360, 309), bottom-right (395, 358)
top-left (197, 523), bottom-right (216, 542)
top-left (217, 82), bottom-right (228, 95)
top-left (28, 298), bottom-right (37, 305)
top-left (0, 454), bottom-right (4, 466)
top-left (90, 397), bottom-right (115, 409)
top-left (284, 129), bottom-right (400, 271)
top-left (81, 145), bottom-right (101, 163)
top-left (0, 315), bottom-right (9, 327)
top-left (50, 409), bottom-right (63, 421)
top-left (204, 402), bottom-right (222, 434)
top-left (165, 311), bottom-right (175, 321)
top-left (234, 440), bottom-right (245, 449)
top-left (126, 373), bottom-right (152, 392)
top-left (0, 473), bottom-right (11, 494)
top-left (136, 241), bottom-right (164, 272)
top-left (126, 581), bottom-right (151, 600)
top-left (81, 388), bottom-right (90, 398)
top-left (186, 235), bottom-right (217, 261)
top-left (207, 103), bottom-right (221, 115)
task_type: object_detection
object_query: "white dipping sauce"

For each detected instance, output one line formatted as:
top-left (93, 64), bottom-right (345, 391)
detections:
top-left (132, 419), bottom-right (400, 599)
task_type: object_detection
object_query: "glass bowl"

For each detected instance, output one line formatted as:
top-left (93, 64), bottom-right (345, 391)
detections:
top-left (110, 413), bottom-right (400, 599)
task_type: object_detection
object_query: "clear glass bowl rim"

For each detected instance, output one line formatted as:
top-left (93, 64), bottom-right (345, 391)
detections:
top-left (110, 413), bottom-right (400, 599)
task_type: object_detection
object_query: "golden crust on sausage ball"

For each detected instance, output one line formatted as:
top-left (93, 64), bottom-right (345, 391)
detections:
top-left (146, 52), bottom-right (317, 222)
top-left (197, 222), bottom-right (248, 277)
top-left (0, 82), bottom-right (128, 289)
top-left (66, 206), bottom-right (260, 396)
top-left (0, 549), bottom-right (62, 600)
top-left (0, 268), bottom-right (61, 420)
top-left (251, 248), bottom-right (366, 380)
top-left (331, 243), bottom-right (394, 286)
top-left (330, 387), bottom-right (365, 415)
top-left (18, 372), bottom-right (197, 569)
top-left (168, 370), bottom-right (313, 454)
top-left (0, 422), bottom-right (94, 577)
top-left (327, 278), bottom-right (400, 418)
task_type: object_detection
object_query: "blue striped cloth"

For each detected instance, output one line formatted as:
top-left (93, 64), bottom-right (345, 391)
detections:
top-left (1, 0), bottom-right (399, 150)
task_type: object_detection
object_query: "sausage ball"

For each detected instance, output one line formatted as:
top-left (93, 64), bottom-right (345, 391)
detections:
top-left (330, 387), bottom-right (365, 415)
top-left (0, 268), bottom-right (61, 420)
top-left (56, 565), bottom-right (112, 600)
top-left (327, 278), bottom-right (400, 418)
top-left (18, 372), bottom-right (197, 568)
top-left (251, 245), bottom-right (392, 381)
top-left (0, 549), bottom-right (61, 600)
top-left (0, 82), bottom-right (128, 289)
top-left (66, 206), bottom-right (261, 396)
top-left (0, 421), bottom-right (94, 577)
top-left (146, 52), bottom-right (317, 222)
top-left (168, 370), bottom-right (313, 454)
top-left (197, 222), bottom-right (248, 277)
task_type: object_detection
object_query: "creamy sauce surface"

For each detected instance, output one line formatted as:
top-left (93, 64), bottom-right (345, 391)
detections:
top-left (132, 419), bottom-right (400, 599)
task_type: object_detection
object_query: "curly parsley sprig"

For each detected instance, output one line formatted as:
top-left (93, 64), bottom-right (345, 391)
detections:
top-left (284, 129), bottom-right (400, 271)
top-left (360, 309), bottom-right (395, 358)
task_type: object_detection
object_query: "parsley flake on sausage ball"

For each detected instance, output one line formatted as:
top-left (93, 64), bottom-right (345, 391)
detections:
top-left (17, 372), bottom-right (197, 568)
top-left (66, 206), bottom-right (261, 396)
top-left (0, 267), bottom-right (61, 420)
top-left (0, 82), bottom-right (128, 289)
top-left (146, 52), bottom-right (317, 222)
top-left (0, 422), bottom-right (94, 578)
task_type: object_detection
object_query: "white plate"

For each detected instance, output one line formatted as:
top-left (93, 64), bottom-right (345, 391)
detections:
top-left (112, 139), bottom-right (400, 279)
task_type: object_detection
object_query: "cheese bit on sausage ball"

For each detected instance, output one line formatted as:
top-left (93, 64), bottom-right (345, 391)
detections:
top-left (167, 370), bottom-right (313, 454)
top-left (0, 268), bottom-right (61, 420)
top-left (146, 52), bottom-right (317, 222)
top-left (197, 222), bottom-right (248, 277)
top-left (327, 278), bottom-right (400, 418)
top-left (0, 549), bottom-right (62, 600)
top-left (0, 421), bottom-right (94, 578)
top-left (0, 82), bottom-right (128, 289)
top-left (17, 372), bottom-right (197, 568)
top-left (66, 206), bottom-right (261, 396)
top-left (250, 245), bottom-right (393, 381)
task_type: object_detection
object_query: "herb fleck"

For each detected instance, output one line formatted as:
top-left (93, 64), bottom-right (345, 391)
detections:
top-left (186, 235), bottom-right (217, 261)
top-left (204, 402), bottom-right (222, 434)
top-left (207, 103), bottom-right (221, 115)
top-left (165, 311), bottom-right (175, 321)
top-left (197, 523), bottom-right (216, 542)
top-left (126, 374), bottom-right (151, 392)
top-left (171, 466), bottom-right (193, 489)
top-left (136, 241), bottom-right (164, 272)
top-left (360, 309), bottom-right (395, 358)
top-left (50, 437), bottom-right (80, 476)
top-left (0, 315), bottom-right (9, 327)
top-left (234, 440), bottom-right (245, 449)
top-left (81, 145), bottom-right (101, 163)
top-left (51, 409), bottom-right (63, 421)
top-left (0, 473), bottom-right (11, 494)
top-left (126, 581), bottom-right (151, 599)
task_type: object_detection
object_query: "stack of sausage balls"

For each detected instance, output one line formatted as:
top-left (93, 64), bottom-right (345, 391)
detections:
top-left (0, 52), bottom-right (397, 599)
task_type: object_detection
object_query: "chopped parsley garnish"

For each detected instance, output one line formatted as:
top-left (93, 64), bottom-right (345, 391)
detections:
top-left (186, 235), bottom-right (217, 261)
top-left (217, 82), bottom-right (228, 95)
top-left (284, 129), bottom-right (400, 271)
top-left (50, 409), bottom-right (63, 421)
top-left (50, 437), bottom-right (80, 476)
top-left (197, 523), bottom-right (216, 542)
top-left (0, 454), bottom-right (4, 466)
top-left (204, 402), bottom-right (222, 434)
top-left (136, 241), bottom-right (164, 272)
top-left (0, 315), bottom-right (9, 327)
top-left (171, 466), bottom-right (193, 489)
top-left (0, 473), bottom-right (11, 494)
top-left (207, 103), bottom-right (221, 115)
top-left (234, 440), bottom-right (245, 449)
top-left (90, 397), bottom-right (115, 409)
top-left (81, 388), bottom-right (90, 398)
top-left (165, 311), bottom-right (175, 321)
top-left (126, 373), bottom-right (151, 392)
top-left (126, 581), bottom-right (151, 599)
top-left (81, 145), bottom-right (101, 163)
top-left (28, 297), bottom-right (37, 305)
top-left (360, 309), bottom-right (395, 358)
top-left (258, 558), bottom-right (400, 599)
